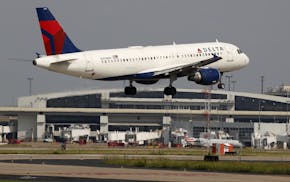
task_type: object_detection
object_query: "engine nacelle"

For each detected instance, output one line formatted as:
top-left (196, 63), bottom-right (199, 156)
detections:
top-left (188, 68), bottom-right (220, 85)
top-left (135, 80), bottom-right (159, 85)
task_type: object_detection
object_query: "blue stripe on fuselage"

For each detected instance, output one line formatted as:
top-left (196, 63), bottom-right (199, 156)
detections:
top-left (134, 72), bottom-right (154, 79)
top-left (99, 73), bottom-right (168, 81)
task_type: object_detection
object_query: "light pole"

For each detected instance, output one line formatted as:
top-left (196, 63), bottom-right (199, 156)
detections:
top-left (287, 91), bottom-right (289, 134)
top-left (231, 80), bottom-right (237, 91)
top-left (225, 75), bottom-right (232, 91)
top-left (27, 77), bottom-right (33, 96)
top-left (260, 76), bottom-right (264, 94)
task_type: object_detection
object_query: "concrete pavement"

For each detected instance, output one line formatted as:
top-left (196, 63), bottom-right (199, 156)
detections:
top-left (0, 162), bottom-right (289, 182)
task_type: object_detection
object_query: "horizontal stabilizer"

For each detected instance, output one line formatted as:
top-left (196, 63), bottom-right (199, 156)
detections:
top-left (50, 58), bottom-right (77, 65)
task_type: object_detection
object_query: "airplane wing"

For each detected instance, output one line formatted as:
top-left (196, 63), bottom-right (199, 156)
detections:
top-left (136, 54), bottom-right (222, 78)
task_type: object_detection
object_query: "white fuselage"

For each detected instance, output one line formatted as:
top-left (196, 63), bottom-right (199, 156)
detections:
top-left (34, 42), bottom-right (249, 81)
top-left (197, 138), bottom-right (243, 148)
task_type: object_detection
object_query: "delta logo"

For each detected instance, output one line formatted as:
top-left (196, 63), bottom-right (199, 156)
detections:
top-left (197, 47), bottom-right (224, 53)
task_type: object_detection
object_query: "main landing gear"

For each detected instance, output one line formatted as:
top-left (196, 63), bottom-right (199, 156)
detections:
top-left (164, 75), bottom-right (177, 96)
top-left (124, 81), bottom-right (137, 95)
top-left (164, 86), bottom-right (176, 96)
top-left (124, 77), bottom-right (178, 96)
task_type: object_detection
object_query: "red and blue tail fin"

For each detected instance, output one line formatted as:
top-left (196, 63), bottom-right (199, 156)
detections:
top-left (36, 7), bottom-right (81, 55)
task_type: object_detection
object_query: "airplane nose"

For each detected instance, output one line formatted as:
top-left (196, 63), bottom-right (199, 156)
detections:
top-left (245, 54), bottom-right (250, 65)
top-left (243, 54), bottom-right (250, 65)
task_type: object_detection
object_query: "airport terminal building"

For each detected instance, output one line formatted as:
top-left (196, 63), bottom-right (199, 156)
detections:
top-left (13, 88), bottom-right (290, 146)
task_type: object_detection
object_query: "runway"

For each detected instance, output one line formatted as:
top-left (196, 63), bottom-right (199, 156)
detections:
top-left (0, 174), bottom-right (144, 182)
top-left (0, 158), bottom-right (289, 182)
top-left (0, 162), bottom-right (290, 182)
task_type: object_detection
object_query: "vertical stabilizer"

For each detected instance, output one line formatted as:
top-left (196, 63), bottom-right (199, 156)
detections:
top-left (36, 7), bottom-right (81, 55)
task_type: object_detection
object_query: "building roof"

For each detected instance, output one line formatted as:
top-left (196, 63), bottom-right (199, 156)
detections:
top-left (18, 88), bottom-right (290, 105)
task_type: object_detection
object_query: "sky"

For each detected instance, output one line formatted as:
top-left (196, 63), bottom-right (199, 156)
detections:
top-left (0, 0), bottom-right (290, 106)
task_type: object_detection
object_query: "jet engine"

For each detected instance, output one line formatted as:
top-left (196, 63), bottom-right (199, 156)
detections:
top-left (188, 68), bottom-right (220, 85)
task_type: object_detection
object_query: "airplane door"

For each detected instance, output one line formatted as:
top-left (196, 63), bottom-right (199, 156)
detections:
top-left (226, 47), bottom-right (234, 62)
top-left (86, 59), bottom-right (94, 72)
top-left (84, 53), bottom-right (95, 78)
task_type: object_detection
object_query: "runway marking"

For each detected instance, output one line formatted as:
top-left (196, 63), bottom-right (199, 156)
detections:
top-left (51, 171), bottom-right (219, 177)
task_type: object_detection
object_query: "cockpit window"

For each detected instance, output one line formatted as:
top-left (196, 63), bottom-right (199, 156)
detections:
top-left (237, 49), bottom-right (243, 54)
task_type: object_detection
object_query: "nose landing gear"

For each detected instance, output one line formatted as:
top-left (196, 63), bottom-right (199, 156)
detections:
top-left (217, 82), bottom-right (225, 89)
top-left (217, 72), bottom-right (225, 89)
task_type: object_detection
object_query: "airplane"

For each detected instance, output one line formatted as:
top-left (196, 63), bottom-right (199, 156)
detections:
top-left (33, 7), bottom-right (249, 96)
top-left (184, 132), bottom-right (243, 148)
top-left (190, 138), bottom-right (243, 148)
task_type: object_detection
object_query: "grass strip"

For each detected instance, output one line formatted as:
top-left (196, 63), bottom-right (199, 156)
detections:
top-left (0, 147), bottom-right (289, 156)
top-left (104, 158), bottom-right (290, 175)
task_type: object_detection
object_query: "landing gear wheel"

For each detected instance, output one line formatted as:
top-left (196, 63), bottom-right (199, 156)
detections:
top-left (124, 86), bottom-right (137, 95)
top-left (217, 83), bottom-right (225, 89)
top-left (164, 86), bottom-right (177, 96)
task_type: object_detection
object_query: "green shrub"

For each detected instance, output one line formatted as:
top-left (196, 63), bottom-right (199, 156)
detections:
top-left (104, 159), bottom-right (290, 175)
